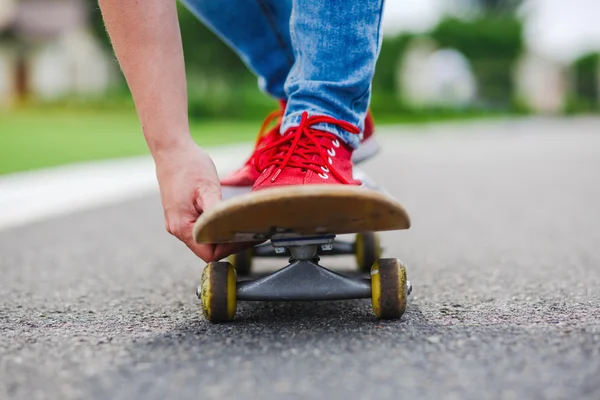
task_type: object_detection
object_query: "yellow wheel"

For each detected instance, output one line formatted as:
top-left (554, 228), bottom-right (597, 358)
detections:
top-left (228, 248), bottom-right (253, 276)
top-left (198, 261), bottom-right (237, 322)
top-left (355, 232), bottom-right (382, 273)
top-left (370, 258), bottom-right (408, 319)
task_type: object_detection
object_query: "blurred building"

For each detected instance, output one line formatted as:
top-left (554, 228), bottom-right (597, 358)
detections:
top-left (0, 0), bottom-right (115, 106)
top-left (514, 52), bottom-right (569, 114)
top-left (517, 0), bottom-right (600, 111)
top-left (399, 38), bottom-right (477, 108)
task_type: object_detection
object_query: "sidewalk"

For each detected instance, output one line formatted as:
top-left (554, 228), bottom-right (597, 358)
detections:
top-left (0, 143), bottom-right (252, 231)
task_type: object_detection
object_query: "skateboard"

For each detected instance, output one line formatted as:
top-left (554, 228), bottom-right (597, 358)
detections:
top-left (193, 180), bottom-right (412, 322)
top-left (214, 168), bottom-right (399, 268)
top-left (219, 167), bottom-right (394, 273)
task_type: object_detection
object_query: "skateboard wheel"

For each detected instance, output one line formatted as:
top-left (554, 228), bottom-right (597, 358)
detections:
top-left (228, 248), bottom-right (253, 276)
top-left (355, 232), bottom-right (381, 273)
top-left (370, 258), bottom-right (408, 319)
top-left (199, 262), bottom-right (237, 322)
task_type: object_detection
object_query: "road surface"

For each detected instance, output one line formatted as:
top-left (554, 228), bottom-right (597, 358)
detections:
top-left (1, 118), bottom-right (599, 399)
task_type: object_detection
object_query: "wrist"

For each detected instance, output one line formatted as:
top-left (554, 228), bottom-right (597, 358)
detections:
top-left (148, 133), bottom-right (196, 162)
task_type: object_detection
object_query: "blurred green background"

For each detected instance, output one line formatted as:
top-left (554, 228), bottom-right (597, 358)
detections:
top-left (0, 0), bottom-right (599, 175)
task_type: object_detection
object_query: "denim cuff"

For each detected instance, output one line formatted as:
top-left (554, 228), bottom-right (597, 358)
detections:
top-left (280, 112), bottom-right (362, 150)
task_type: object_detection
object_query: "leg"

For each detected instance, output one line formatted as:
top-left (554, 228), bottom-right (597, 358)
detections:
top-left (282, 0), bottom-right (385, 148)
top-left (182, 0), bottom-right (294, 194)
top-left (179, 0), bottom-right (294, 99)
top-left (250, 0), bottom-right (384, 189)
top-left (181, 0), bottom-right (296, 194)
top-left (182, 0), bottom-right (381, 194)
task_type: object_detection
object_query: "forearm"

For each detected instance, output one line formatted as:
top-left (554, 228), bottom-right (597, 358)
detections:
top-left (98, 0), bottom-right (192, 157)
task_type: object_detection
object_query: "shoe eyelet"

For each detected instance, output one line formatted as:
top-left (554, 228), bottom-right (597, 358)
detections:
top-left (332, 139), bottom-right (340, 148)
top-left (318, 173), bottom-right (329, 180)
top-left (328, 157), bottom-right (333, 165)
top-left (327, 148), bottom-right (336, 157)
top-left (321, 166), bottom-right (329, 173)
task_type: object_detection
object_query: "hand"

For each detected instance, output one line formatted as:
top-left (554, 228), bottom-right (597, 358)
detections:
top-left (154, 140), bottom-right (249, 263)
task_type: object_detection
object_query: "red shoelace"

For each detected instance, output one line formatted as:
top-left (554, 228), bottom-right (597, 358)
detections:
top-left (237, 108), bottom-right (283, 168)
top-left (254, 109), bottom-right (283, 148)
top-left (253, 112), bottom-right (360, 183)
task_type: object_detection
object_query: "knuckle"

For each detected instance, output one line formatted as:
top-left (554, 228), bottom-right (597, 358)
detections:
top-left (165, 221), bottom-right (174, 235)
top-left (165, 220), bottom-right (182, 238)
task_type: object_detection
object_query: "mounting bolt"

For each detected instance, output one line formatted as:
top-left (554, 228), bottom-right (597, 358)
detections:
top-left (196, 286), bottom-right (202, 299)
top-left (274, 247), bottom-right (286, 254)
top-left (321, 243), bottom-right (333, 251)
top-left (407, 280), bottom-right (412, 295)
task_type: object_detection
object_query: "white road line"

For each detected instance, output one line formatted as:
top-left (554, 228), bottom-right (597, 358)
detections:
top-left (0, 143), bottom-right (252, 231)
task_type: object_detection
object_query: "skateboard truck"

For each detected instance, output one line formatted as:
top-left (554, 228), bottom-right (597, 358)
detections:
top-left (229, 232), bottom-right (384, 276)
top-left (270, 235), bottom-right (335, 257)
top-left (197, 235), bottom-right (412, 322)
top-left (238, 236), bottom-right (372, 302)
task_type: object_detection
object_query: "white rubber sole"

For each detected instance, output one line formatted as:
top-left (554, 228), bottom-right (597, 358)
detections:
top-left (352, 135), bottom-right (380, 164)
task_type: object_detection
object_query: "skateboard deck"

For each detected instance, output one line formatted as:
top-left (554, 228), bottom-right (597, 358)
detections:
top-left (193, 184), bottom-right (410, 244)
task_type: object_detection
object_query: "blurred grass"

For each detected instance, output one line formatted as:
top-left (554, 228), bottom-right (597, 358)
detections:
top-left (0, 108), bottom-right (257, 175)
top-left (0, 102), bottom-right (506, 176)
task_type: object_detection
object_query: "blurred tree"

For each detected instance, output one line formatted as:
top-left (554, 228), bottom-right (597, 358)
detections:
top-left (572, 53), bottom-right (599, 111)
top-left (372, 35), bottom-right (414, 94)
top-left (0, 12), bottom-right (28, 104)
top-left (477, 0), bottom-right (522, 14)
top-left (177, 4), bottom-right (246, 77)
top-left (86, 1), bottom-right (274, 118)
top-left (88, 1), bottom-right (110, 49)
top-left (88, 1), bottom-right (248, 80)
top-left (85, 0), bottom-right (524, 119)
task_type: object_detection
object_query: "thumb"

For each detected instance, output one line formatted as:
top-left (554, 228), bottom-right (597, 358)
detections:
top-left (194, 184), bottom-right (222, 214)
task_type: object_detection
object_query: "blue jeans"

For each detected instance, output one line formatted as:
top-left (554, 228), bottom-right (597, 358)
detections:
top-left (180, 0), bottom-right (385, 149)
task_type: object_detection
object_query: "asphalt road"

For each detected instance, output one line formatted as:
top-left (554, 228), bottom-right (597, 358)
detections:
top-left (1, 118), bottom-right (599, 400)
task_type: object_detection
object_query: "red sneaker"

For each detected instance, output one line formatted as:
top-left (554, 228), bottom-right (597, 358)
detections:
top-left (220, 103), bottom-right (285, 197)
top-left (353, 111), bottom-right (378, 163)
top-left (220, 104), bottom-right (378, 198)
top-left (252, 112), bottom-right (362, 190)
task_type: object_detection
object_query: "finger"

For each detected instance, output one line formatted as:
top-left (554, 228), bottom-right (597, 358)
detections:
top-left (184, 240), bottom-right (218, 263)
top-left (182, 223), bottom-right (254, 262)
top-left (194, 184), bottom-right (221, 214)
top-left (211, 241), bottom-right (263, 262)
top-left (185, 239), bottom-right (262, 264)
